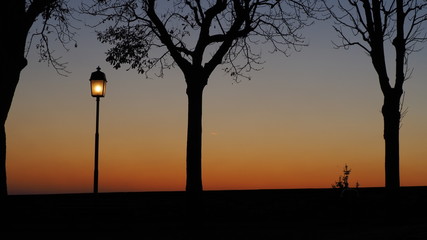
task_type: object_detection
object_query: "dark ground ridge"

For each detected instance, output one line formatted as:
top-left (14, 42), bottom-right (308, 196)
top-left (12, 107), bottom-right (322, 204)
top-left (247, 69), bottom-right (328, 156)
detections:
top-left (1, 187), bottom-right (427, 239)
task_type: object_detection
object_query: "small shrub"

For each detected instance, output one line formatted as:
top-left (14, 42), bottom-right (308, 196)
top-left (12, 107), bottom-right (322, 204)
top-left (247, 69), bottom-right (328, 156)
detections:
top-left (332, 164), bottom-right (359, 189)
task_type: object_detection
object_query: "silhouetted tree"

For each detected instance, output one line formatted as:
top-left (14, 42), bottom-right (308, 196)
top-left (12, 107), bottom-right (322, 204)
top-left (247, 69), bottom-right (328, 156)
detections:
top-left (1, 0), bottom-right (76, 198)
top-left (82, 0), bottom-right (322, 194)
top-left (323, 0), bottom-right (427, 193)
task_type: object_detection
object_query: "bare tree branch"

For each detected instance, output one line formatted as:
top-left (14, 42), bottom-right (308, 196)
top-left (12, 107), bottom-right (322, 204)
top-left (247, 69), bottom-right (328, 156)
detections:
top-left (81, 0), bottom-right (325, 81)
top-left (25, 0), bottom-right (78, 76)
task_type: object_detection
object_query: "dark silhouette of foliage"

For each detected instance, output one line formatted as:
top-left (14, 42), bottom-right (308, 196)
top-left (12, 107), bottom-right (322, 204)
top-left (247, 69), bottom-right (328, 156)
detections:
top-left (332, 164), bottom-right (358, 189)
top-left (82, 0), bottom-right (324, 193)
top-left (332, 164), bottom-right (360, 205)
top-left (323, 0), bottom-right (427, 193)
top-left (1, 0), bottom-right (76, 198)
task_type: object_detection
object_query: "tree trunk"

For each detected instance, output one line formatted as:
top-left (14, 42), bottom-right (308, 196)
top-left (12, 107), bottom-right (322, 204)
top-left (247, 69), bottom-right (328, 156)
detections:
top-left (185, 79), bottom-right (206, 193)
top-left (382, 91), bottom-right (401, 192)
top-left (0, 123), bottom-right (7, 197)
top-left (1, 0), bottom-right (31, 199)
top-left (0, 57), bottom-right (27, 198)
top-left (184, 75), bottom-right (207, 228)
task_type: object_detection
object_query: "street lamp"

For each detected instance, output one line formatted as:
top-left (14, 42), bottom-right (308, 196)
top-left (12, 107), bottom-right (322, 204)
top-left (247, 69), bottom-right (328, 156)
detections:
top-left (89, 66), bottom-right (107, 194)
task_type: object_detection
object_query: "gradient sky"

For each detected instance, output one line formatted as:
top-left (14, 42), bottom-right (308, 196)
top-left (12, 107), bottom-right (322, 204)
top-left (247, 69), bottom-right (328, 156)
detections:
top-left (6, 4), bottom-right (427, 195)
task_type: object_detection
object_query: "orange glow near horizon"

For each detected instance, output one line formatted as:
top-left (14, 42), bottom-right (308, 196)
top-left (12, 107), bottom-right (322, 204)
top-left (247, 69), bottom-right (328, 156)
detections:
top-left (5, 20), bottom-right (427, 195)
top-left (6, 103), bottom-right (426, 195)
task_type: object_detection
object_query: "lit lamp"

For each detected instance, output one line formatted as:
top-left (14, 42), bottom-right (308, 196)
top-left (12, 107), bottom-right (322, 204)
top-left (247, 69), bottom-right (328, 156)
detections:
top-left (90, 66), bottom-right (107, 97)
top-left (89, 66), bottom-right (107, 194)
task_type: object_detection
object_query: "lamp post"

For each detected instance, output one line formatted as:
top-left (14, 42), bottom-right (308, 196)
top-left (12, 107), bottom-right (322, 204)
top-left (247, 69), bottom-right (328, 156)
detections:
top-left (89, 66), bottom-right (107, 194)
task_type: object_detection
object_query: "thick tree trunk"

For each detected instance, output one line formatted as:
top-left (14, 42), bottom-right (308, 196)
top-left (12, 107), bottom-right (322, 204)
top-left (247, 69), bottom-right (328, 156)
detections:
top-left (0, 57), bottom-right (27, 198)
top-left (0, 124), bottom-right (6, 197)
top-left (185, 80), bottom-right (206, 193)
top-left (184, 76), bottom-right (207, 228)
top-left (1, 0), bottom-right (31, 199)
top-left (382, 91), bottom-right (401, 192)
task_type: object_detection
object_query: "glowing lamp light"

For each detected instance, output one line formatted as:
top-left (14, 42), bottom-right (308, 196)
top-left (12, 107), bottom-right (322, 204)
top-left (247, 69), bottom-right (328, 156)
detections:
top-left (89, 66), bottom-right (107, 97)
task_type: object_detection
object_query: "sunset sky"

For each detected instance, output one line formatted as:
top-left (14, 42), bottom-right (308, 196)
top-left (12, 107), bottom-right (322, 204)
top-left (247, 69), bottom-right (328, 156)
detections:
top-left (6, 3), bottom-right (427, 195)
